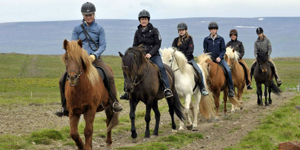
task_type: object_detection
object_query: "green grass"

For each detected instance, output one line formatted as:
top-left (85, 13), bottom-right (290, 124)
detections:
top-left (224, 94), bottom-right (300, 150)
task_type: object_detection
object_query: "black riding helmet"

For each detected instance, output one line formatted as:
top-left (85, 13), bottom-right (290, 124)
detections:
top-left (229, 29), bottom-right (238, 37)
top-left (208, 22), bottom-right (219, 30)
top-left (81, 2), bottom-right (96, 15)
top-left (177, 22), bottom-right (188, 30)
top-left (138, 9), bottom-right (150, 20)
top-left (256, 27), bottom-right (264, 34)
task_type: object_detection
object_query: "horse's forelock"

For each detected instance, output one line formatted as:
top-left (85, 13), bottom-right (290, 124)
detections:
top-left (123, 47), bottom-right (147, 79)
top-left (257, 51), bottom-right (269, 62)
top-left (226, 47), bottom-right (239, 61)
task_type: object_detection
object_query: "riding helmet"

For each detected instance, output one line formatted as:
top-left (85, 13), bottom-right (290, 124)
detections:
top-left (229, 29), bottom-right (238, 37)
top-left (208, 21), bottom-right (219, 30)
top-left (138, 9), bottom-right (150, 20)
top-left (81, 2), bottom-right (96, 15)
top-left (256, 27), bottom-right (264, 34)
top-left (177, 22), bottom-right (188, 30)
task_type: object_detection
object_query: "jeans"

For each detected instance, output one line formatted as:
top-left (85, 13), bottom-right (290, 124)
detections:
top-left (188, 59), bottom-right (206, 90)
top-left (219, 59), bottom-right (234, 90)
top-left (150, 55), bottom-right (170, 89)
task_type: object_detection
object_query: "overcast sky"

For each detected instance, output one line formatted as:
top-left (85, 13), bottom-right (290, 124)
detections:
top-left (1, 0), bottom-right (299, 23)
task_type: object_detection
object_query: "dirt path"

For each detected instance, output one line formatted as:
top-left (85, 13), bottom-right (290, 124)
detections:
top-left (0, 92), bottom-right (295, 150)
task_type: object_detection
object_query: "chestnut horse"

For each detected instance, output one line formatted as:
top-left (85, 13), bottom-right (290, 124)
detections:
top-left (119, 47), bottom-right (184, 141)
top-left (62, 39), bottom-right (118, 150)
top-left (225, 47), bottom-right (246, 112)
top-left (198, 53), bottom-right (242, 119)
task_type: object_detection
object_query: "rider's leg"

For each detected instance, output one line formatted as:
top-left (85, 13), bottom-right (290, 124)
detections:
top-left (188, 59), bottom-right (209, 96)
top-left (94, 57), bottom-right (123, 112)
top-left (239, 59), bottom-right (253, 90)
top-left (150, 55), bottom-right (173, 98)
top-left (55, 72), bottom-right (69, 117)
top-left (268, 58), bottom-right (282, 87)
top-left (220, 59), bottom-right (235, 97)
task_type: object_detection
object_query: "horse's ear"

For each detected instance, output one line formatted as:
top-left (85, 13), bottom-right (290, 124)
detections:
top-left (63, 39), bottom-right (68, 51)
top-left (118, 52), bottom-right (123, 58)
top-left (77, 39), bottom-right (82, 48)
top-left (232, 48), bottom-right (235, 53)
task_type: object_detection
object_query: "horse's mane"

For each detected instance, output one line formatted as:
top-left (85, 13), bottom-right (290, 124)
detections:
top-left (61, 41), bottom-right (99, 85)
top-left (197, 53), bottom-right (211, 79)
top-left (161, 47), bottom-right (190, 73)
top-left (225, 47), bottom-right (240, 62)
top-left (122, 47), bottom-right (148, 79)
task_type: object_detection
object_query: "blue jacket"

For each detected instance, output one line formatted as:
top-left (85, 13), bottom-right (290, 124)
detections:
top-left (71, 20), bottom-right (106, 58)
top-left (203, 34), bottom-right (226, 60)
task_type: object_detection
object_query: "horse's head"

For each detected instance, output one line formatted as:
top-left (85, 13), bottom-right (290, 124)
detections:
top-left (225, 47), bottom-right (239, 69)
top-left (119, 47), bottom-right (147, 93)
top-left (62, 39), bottom-right (97, 86)
top-left (161, 47), bottom-right (187, 73)
top-left (256, 51), bottom-right (269, 73)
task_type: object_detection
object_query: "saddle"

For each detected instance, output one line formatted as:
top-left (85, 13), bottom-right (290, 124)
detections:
top-left (217, 63), bottom-right (227, 76)
top-left (189, 64), bottom-right (203, 92)
top-left (94, 66), bottom-right (110, 91)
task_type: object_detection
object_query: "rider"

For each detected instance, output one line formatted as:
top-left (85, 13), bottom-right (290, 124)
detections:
top-left (251, 27), bottom-right (282, 86)
top-left (55, 2), bottom-right (123, 117)
top-left (203, 22), bottom-right (235, 97)
top-left (226, 29), bottom-right (253, 90)
top-left (120, 9), bottom-right (173, 100)
top-left (172, 22), bottom-right (209, 96)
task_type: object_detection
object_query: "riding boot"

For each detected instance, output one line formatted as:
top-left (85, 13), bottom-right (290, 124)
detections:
top-left (269, 62), bottom-right (282, 87)
top-left (164, 88), bottom-right (173, 98)
top-left (120, 92), bottom-right (129, 100)
top-left (197, 72), bottom-right (209, 96)
top-left (55, 72), bottom-right (69, 117)
top-left (108, 96), bottom-right (123, 112)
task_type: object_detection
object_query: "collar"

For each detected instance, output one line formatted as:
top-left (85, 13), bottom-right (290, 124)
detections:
top-left (207, 34), bottom-right (220, 40)
top-left (82, 19), bottom-right (95, 27)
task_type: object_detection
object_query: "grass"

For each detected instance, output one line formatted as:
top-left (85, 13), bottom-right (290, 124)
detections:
top-left (0, 53), bottom-right (300, 149)
top-left (224, 94), bottom-right (300, 150)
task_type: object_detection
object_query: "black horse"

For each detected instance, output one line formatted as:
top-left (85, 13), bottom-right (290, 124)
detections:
top-left (252, 51), bottom-right (281, 106)
top-left (118, 47), bottom-right (184, 141)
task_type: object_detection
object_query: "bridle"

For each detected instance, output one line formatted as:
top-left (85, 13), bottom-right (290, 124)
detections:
top-left (170, 50), bottom-right (180, 72)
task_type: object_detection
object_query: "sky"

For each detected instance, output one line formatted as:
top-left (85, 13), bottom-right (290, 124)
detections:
top-left (0, 0), bottom-right (299, 23)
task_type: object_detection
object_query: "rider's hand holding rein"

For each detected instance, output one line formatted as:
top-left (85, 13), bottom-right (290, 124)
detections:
top-left (216, 57), bottom-right (221, 63)
top-left (145, 53), bottom-right (151, 58)
top-left (89, 55), bottom-right (96, 62)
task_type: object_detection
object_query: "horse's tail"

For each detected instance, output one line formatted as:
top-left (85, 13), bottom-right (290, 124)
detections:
top-left (106, 106), bottom-right (119, 133)
top-left (270, 80), bottom-right (281, 95)
top-left (199, 95), bottom-right (214, 119)
top-left (228, 96), bottom-right (243, 109)
top-left (169, 88), bottom-right (185, 121)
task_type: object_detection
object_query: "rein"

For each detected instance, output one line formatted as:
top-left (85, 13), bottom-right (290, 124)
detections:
top-left (133, 63), bottom-right (150, 86)
top-left (170, 51), bottom-right (180, 72)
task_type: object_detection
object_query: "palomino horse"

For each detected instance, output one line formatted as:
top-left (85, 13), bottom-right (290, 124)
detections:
top-left (253, 51), bottom-right (281, 106)
top-left (119, 47), bottom-right (184, 141)
top-left (62, 39), bottom-right (118, 150)
top-left (198, 53), bottom-right (242, 119)
top-left (225, 47), bottom-right (246, 112)
top-left (161, 48), bottom-right (214, 131)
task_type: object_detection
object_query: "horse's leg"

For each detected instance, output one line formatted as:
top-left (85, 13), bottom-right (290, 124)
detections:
top-left (213, 92), bottom-right (220, 121)
top-left (166, 97), bottom-right (177, 132)
top-left (264, 84), bottom-right (269, 106)
top-left (236, 86), bottom-right (243, 110)
top-left (144, 103), bottom-right (152, 140)
top-left (152, 100), bottom-right (160, 136)
top-left (256, 83), bottom-right (262, 106)
top-left (223, 90), bottom-right (228, 116)
top-left (104, 107), bottom-right (116, 150)
top-left (69, 114), bottom-right (84, 150)
top-left (192, 92), bottom-right (201, 131)
top-left (83, 109), bottom-right (96, 150)
top-left (183, 94), bottom-right (192, 130)
top-left (129, 99), bottom-right (139, 141)
top-left (268, 85), bottom-right (272, 104)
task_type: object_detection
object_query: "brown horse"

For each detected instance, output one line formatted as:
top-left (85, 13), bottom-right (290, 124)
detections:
top-left (225, 47), bottom-right (246, 112)
top-left (119, 47), bottom-right (184, 141)
top-left (62, 39), bottom-right (118, 150)
top-left (198, 53), bottom-right (242, 119)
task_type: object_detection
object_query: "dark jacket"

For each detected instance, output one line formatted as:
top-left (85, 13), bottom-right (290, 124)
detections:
top-left (172, 36), bottom-right (194, 61)
top-left (133, 23), bottom-right (161, 56)
top-left (226, 39), bottom-right (245, 59)
top-left (203, 34), bottom-right (226, 60)
top-left (254, 36), bottom-right (272, 58)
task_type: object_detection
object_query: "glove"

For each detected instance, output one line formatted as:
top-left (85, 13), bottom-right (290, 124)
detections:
top-left (89, 55), bottom-right (96, 62)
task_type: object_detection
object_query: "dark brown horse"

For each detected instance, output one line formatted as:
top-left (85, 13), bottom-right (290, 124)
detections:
top-left (198, 53), bottom-right (242, 119)
top-left (62, 39), bottom-right (118, 150)
top-left (119, 47), bottom-right (184, 141)
top-left (252, 51), bottom-right (281, 106)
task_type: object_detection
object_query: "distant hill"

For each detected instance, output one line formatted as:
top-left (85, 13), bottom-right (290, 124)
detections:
top-left (0, 17), bottom-right (299, 58)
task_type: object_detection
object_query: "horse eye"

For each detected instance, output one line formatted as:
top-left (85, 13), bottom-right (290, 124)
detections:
top-left (169, 60), bottom-right (172, 62)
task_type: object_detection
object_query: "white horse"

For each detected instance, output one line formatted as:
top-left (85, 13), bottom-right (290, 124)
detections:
top-left (161, 47), bottom-right (214, 131)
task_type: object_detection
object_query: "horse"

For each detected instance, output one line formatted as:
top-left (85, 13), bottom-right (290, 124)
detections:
top-left (225, 47), bottom-right (246, 112)
top-left (160, 47), bottom-right (214, 131)
top-left (253, 51), bottom-right (281, 106)
top-left (118, 47), bottom-right (184, 141)
top-left (62, 39), bottom-right (118, 150)
top-left (198, 53), bottom-right (242, 119)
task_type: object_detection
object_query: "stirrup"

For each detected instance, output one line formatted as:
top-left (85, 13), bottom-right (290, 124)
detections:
top-left (112, 102), bottom-right (123, 113)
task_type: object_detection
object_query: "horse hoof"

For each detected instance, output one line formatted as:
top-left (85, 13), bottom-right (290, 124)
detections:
top-left (143, 138), bottom-right (150, 142)
top-left (172, 129), bottom-right (177, 133)
top-left (192, 127), bottom-right (198, 131)
top-left (187, 125), bottom-right (193, 130)
top-left (231, 110), bottom-right (235, 113)
top-left (240, 106), bottom-right (243, 110)
top-left (223, 114), bottom-right (228, 118)
top-left (215, 118), bottom-right (220, 122)
top-left (179, 127), bottom-right (184, 131)
top-left (207, 119), bottom-right (212, 123)
top-left (132, 138), bottom-right (138, 143)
